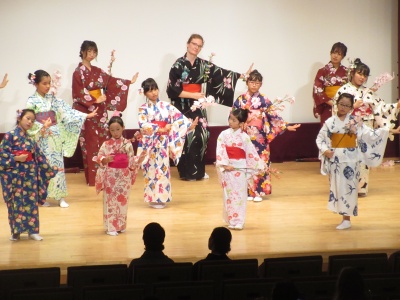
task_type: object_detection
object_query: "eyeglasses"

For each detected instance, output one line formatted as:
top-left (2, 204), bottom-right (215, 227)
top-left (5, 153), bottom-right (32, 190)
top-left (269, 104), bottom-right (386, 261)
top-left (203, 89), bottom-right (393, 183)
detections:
top-left (190, 42), bottom-right (203, 49)
top-left (338, 103), bottom-right (352, 109)
top-left (248, 81), bottom-right (262, 86)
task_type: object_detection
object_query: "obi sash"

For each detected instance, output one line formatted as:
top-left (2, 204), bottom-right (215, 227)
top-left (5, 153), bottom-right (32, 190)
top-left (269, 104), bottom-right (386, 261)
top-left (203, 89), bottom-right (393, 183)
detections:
top-left (12, 150), bottom-right (34, 162)
top-left (152, 121), bottom-right (168, 135)
top-left (331, 133), bottom-right (357, 148)
top-left (108, 153), bottom-right (129, 169)
top-left (182, 84), bottom-right (201, 93)
top-left (247, 110), bottom-right (262, 129)
top-left (226, 146), bottom-right (246, 159)
top-left (36, 111), bottom-right (57, 126)
top-left (325, 86), bottom-right (341, 98)
top-left (89, 89), bottom-right (102, 99)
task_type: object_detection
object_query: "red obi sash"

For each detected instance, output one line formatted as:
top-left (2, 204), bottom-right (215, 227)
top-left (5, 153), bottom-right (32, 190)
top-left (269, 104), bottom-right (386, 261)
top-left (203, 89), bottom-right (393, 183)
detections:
top-left (108, 153), bottom-right (129, 169)
top-left (182, 84), bottom-right (201, 93)
top-left (352, 106), bottom-right (372, 116)
top-left (36, 111), bottom-right (57, 126)
top-left (152, 121), bottom-right (168, 135)
top-left (247, 110), bottom-right (262, 129)
top-left (13, 150), bottom-right (34, 162)
top-left (226, 146), bottom-right (246, 159)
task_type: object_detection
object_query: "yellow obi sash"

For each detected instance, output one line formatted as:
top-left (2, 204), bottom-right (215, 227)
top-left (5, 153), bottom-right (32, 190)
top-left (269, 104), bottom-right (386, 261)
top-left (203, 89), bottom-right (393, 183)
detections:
top-left (331, 133), bottom-right (357, 148)
top-left (325, 86), bottom-right (341, 99)
top-left (89, 89), bottom-right (102, 99)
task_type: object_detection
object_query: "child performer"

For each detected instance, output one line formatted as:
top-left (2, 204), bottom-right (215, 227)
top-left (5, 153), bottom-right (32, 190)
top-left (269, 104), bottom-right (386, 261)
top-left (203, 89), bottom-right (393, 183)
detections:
top-left (316, 93), bottom-right (390, 230)
top-left (138, 78), bottom-right (195, 209)
top-left (95, 114), bottom-right (145, 236)
top-left (233, 70), bottom-right (300, 202)
top-left (334, 58), bottom-right (400, 197)
top-left (0, 109), bottom-right (57, 241)
top-left (216, 108), bottom-right (266, 230)
top-left (26, 70), bottom-right (98, 208)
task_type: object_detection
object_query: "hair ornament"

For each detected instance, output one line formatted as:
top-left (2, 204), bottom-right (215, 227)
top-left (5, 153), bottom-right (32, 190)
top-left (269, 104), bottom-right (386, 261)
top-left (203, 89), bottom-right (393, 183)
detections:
top-left (112, 110), bottom-right (122, 117)
top-left (28, 73), bottom-right (36, 85)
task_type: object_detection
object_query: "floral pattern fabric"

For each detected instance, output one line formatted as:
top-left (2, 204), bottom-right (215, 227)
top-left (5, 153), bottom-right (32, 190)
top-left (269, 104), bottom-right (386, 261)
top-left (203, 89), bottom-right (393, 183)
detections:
top-left (72, 63), bottom-right (131, 186)
top-left (26, 92), bottom-right (86, 199)
top-left (138, 99), bottom-right (191, 203)
top-left (167, 54), bottom-right (240, 180)
top-left (233, 92), bottom-right (287, 197)
top-left (216, 128), bottom-right (265, 227)
top-left (313, 62), bottom-right (348, 124)
top-left (0, 127), bottom-right (56, 235)
top-left (316, 114), bottom-right (389, 216)
top-left (95, 137), bottom-right (142, 232)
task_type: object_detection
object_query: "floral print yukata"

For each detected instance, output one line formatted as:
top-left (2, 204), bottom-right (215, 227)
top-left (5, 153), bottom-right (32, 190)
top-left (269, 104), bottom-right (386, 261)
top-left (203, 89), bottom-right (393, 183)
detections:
top-left (95, 137), bottom-right (142, 232)
top-left (216, 128), bottom-right (265, 228)
top-left (167, 54), bottom-right (240, 180)
top-left (27, 92), bottom-right (86, 199)
top-left (316, 114), bottom-right (389, 216)
top-left (0, 126), bottom-right (56, 235)
top-left (313, 62), bottom-right (348, 124)
top-left (233, 92), bottom-right (287, 197)
top-left (138, 99), bottom-right (191, 204)
top-left (72, 63), bottom-right (131, 186)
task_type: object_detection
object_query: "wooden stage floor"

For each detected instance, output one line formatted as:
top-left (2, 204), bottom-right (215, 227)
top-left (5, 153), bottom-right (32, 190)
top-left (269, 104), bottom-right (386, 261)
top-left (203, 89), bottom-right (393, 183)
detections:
top-left (0, 161), bottom-right (399, 280)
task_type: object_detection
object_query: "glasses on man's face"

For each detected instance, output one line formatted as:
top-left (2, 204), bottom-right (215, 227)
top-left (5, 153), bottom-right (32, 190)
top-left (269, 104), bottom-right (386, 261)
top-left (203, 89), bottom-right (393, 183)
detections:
top-left (248, 81), bottom-right (262, 86)
top-left (338, 103), bottom-right (352, 109)
top-left (190, 42), bottom-right (203, 49)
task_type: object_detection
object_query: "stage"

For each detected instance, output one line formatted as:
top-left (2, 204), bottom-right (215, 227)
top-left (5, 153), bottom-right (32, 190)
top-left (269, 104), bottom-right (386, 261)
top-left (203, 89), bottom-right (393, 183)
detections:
top-left (0, 161), bottom-right (399, 283)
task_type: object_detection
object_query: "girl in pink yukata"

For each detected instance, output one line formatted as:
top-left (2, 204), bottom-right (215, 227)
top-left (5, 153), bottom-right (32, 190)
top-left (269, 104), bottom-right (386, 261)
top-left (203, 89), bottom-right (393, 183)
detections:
top-left (95, 114), bottom-right (145, 236)
top-left (216, 108), bottom-right (266, 230)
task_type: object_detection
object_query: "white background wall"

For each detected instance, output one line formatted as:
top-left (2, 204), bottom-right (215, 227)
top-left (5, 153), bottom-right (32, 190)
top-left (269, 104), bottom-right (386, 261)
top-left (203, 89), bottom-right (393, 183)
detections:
top-left (0, 0), bottom-right (398, 131)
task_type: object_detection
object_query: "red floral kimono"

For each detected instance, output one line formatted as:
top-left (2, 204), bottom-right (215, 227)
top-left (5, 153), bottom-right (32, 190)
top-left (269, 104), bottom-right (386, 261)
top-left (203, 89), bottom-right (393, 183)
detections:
top-left (72, 63), bottom-right (131, 186)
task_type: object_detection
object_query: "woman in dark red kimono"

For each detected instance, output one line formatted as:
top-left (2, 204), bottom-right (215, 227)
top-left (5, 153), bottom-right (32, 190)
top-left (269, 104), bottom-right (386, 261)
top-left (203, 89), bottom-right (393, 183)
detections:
top-left (72, 40), bottom-right (138, 186)
top-left (167, 33), bottom-right (252, 181)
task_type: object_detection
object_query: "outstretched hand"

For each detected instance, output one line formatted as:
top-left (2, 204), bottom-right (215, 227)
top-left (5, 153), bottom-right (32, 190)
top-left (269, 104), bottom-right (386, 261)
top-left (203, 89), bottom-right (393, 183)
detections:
top-left (0, 73), bottom-right (8, 89)
top-left (131, 72), bottom-right (139, 84)
top-left (287, 124), bottom-right (301, 131)
top-left (87, 107), bottom-right (99, 119)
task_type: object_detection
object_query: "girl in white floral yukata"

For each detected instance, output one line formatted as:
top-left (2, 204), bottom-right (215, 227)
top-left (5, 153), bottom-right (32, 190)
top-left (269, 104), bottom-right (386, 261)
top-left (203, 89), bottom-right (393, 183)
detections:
top-left (334, 58), bottom-right (400, 197)
top-left (216, 108), bottom-right (266, 230)
top-left (95, 114), bottom-right (145, 236)
top-left (138, 78), bottom-right (195, 209)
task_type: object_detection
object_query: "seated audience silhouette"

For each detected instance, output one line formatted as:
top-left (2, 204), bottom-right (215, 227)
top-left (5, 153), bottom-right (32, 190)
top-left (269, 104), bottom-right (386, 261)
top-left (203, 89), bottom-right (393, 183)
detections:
top-left (333, 267), bottom-right (368, 300)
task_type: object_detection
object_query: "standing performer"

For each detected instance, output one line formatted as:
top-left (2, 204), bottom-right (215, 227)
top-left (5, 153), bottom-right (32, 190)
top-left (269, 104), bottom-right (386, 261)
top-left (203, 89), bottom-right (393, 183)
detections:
top-left (72, 40), bottom-right (139, 186)
top-left (334, 58), bottom-right (400, 197)
top-left (216, 108), bottom-right (265, 230)
top-left (233, 70), bottom-right (300, 201)
top-left (316, 93), bottom-right (390, 230)
top-left (138, 78), bottom-right (194, 208)
top-left (167, 33), bottom-right (252, 181)
top-left (95, 114), bottom-right (145, 236)
top-left (0, 73), bottom-right (8, 88)
top-left (0, 109), bottom-right (57, 241)
top-left (313, 42), bottom-right (348, 125)
top-left (27, 70), bottom-right (97, 208)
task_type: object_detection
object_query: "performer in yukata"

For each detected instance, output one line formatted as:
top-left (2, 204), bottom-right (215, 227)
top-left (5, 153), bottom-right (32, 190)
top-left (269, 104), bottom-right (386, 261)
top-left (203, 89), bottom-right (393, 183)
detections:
top-left (233, 70), bottom-right (300, 201)
top-left (0, 109), bottom-right (57, 241)
top-left (334, 58), bottom-right (400, 197)
top-left (95, 114), bottom-right (145, 236)
top-left (316, 93), bottom-right (394, 230)
top-left (138, 78), bottom-right (195, 208)
top-left (167, 33), bottom-right (252, 181)
top-left (26, 70), bottom-right (97, 208)
top-left (313, 42), bottom-right (348, 126)
top-left (72, 40), bottom-right (138, 186)
top-left (216, 108), bottom-right (265, 230)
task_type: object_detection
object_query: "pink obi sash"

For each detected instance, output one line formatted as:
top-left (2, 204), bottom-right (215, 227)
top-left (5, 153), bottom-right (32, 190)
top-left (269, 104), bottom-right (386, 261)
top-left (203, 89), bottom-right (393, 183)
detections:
top-left (36, 111), bottom-right (57, 126)
top-left (226, 146), bottom-right (246, 159)
top-left (152, 121), bottom-right (168, 135)
top-left (13, 150), bottom-right (34, 162)
top-left (182, 84), bottom-right (201, 93)
top-left (108, 153), bottom-right (129, 169)
top-left (247, 110), bottom-right (262, 129)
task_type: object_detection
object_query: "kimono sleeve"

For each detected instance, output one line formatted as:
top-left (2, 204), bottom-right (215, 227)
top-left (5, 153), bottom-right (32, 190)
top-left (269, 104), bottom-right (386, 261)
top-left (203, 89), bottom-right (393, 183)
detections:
top-left (243, 133), bottom-right (265, 172)
top-left (316, 122), bottom-right (331, 175)
top-left (313, 68), bottom-right (329, 108)
top-left (168, 105), bottom-right (191, 165)
top-left (0, 132), bottom-right (17, 171)
top-left (72, 69), bottom-right (96, 108)
top-left (264, 102), bottom-right (287, 143)
top-left (95, 141), bottom-right (108, 194)
top-left (35, 142), bottom-right (57, 204)
top-left (104, 75), bottom-right (131, 112)
top-left (215, 131), bottom-right (230, 168)
top-left (357, 124), bottom-right (389, 167)
top-left (167, 59), bottom-right (184, 99)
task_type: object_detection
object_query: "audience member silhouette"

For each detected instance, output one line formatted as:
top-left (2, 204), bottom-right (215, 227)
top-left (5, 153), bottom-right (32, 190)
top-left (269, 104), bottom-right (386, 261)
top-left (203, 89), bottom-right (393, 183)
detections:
top-left (333, 267), bottom-right (368, 300)
top-left (128, 222), bottom-right (174, 281)
top-left (271, 280), bottom-right (300, 300)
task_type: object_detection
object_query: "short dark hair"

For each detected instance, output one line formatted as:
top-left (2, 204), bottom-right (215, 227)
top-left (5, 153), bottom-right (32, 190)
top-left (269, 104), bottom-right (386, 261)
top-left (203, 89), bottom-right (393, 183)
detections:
top-left (209, 227), bottom-right (232, 254)
top-left (141, 78), bottom-right (159, 94)
top-left (108, 114), bottom-right (124, 127)
top-left (337, 93), bottom-right (355, 107)
top-left (143, 222), bottom-right (166, 251)
top-left (231, 108), bottom-right (249, 123)
top-left (330, 42), bottom-right (347, 57)
top-left (247, 69), bottom-right (263, 83)
top-left (80, 40), bottom-right (98, 58)
top-left (17, 109), bottom-right (35, 125)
